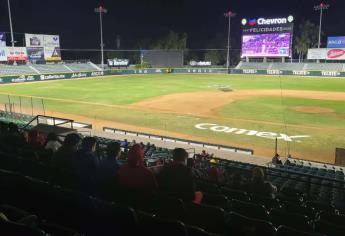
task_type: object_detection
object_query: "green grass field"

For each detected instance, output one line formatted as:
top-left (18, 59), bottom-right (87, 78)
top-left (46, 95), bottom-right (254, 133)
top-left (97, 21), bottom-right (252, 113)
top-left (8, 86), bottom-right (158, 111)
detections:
top-left (0, 74), bottom-right (344, 163)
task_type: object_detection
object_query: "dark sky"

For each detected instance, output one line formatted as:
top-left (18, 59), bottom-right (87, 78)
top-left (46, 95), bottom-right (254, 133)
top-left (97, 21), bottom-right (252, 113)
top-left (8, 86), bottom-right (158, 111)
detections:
top-left (0, 0), bottom-right (344, 49)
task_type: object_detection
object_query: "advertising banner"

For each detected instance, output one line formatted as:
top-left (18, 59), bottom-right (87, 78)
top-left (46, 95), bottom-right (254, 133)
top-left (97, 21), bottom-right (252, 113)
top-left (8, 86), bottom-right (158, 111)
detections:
top-left (43, 35), bottom-right (60, 47)
top-left (308, 48), bottom-right (345, 60)
top-left (189, 61), bottom-right (212, 67)
top-left (0, 32), bottom-right (6, 47)
top-left (27, 47), bottom-right (45, 61)
top-left (25, 33), bottom-right (44, 47)
top-left (6, 47), bottom-right (28, 61)
top-left (327, 37), bottom-right (345, 48)
top-left (0, 47), bottom-right (7, 61)
top-left (325, 48), bottom-right (345, 60)
top-left (44, 47), bottom-right (61, 61)
top-left (107, 58), bottom-right (129, 67)
top-left (307, 48), bottom-right (327, 60)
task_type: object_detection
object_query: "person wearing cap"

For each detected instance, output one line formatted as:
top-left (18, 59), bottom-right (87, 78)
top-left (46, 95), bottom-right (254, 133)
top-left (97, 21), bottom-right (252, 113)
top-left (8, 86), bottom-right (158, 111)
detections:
top-left (207, 159), bottom-right (223, 183)
top-left (158, 148), bottom-right (203, 204)
top-left (118, 144), bottom-right (158, 193)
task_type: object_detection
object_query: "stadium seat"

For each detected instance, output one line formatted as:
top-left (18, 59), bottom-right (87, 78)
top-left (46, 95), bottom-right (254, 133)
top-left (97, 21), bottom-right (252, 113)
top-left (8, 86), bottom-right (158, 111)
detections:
top-left (306, 201), bottom-right (336, 214)
top-left (276, 225), bottom-right (325, 236)
top-left (138, 215), bottom-right (188, 236)
top-left (151, 196), bottom-right (185, 222)
top-left (269, 208), bottom-right (312, 232)
top-left (196, 181), bottom-right (221, 194)
top-left (186, 225), bottom-right (215, 236)
top-left (228, 199), bottom-right (269, 220)
top-left (225, 211), bottom-right (276, 236)
top-left (318, 211), bottom-right (345, 226)
top-left (202, 193), bottom-right (228, 209)
top-left (314, 220), bottom-right (345, 236)
top-left (90, 197), bottom-right (139, 236)
top-left (250, 194), bottom-right (280, 210)
top-left (280, 201), bottom-right (316, 218)
top-left (38, 220), bottom-right (81, 236)
top-left (0, 219), bottom-right (46, 236)
top-left (220, 187), bottom-right (250, 201)
top-left (184, 202), bottom-right (225, 234)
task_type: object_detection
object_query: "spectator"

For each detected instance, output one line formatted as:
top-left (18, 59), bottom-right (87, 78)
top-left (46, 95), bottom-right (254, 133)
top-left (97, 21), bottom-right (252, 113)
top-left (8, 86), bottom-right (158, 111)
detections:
top-left (158, 148), bottom-right (203, 204)
top-left (118, 144), bottom-right (157, 193)
top-left (230, 172), bottom-right (245, 190)
top-left (99, 141), bottom-right (122, 179)
top-left (272, 153), bottom-right (282, 165)
top-left (44, 132), bottom-right (62, 152)
top-left (244, 167), bottom-right (277, 198)
top-left (28, 129), bottom-right (45, 148)
top-left (74, 136), bottom-right (99, 174)
top-left (4, 122), bottom-right (26, 150)
top-left (187, 158), bottom-right (203, 179)
top-left (207, 159), bottom-right (223, 183)
top-left (51, 133), bottom-right (81, 171)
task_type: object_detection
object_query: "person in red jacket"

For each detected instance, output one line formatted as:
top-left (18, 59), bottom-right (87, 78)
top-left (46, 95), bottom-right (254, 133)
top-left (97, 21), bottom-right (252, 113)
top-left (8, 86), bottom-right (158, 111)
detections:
top-left (118, 144), bottom-right (158, 194)
top-left (27, 129), bottom-right (45, 148)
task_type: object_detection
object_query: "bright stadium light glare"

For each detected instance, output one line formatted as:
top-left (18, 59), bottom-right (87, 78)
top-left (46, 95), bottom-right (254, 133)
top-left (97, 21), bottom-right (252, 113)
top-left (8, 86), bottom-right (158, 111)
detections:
top-left (224, 10), bottom-right (236, 71)
top-left (95, 5), bottom-right (108, 70)
top-left (314, 2), bottom-right (330, 49)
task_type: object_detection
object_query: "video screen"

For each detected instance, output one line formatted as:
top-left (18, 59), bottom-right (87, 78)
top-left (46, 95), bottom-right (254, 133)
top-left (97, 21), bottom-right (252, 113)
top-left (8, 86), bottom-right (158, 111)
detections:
top-left (241, 33), bottom-right (291, 57)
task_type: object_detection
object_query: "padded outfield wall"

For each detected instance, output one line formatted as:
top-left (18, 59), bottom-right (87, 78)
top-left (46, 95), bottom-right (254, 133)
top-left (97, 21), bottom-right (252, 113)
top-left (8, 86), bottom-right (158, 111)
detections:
top-left (1, 67), bottom-right (345, 84)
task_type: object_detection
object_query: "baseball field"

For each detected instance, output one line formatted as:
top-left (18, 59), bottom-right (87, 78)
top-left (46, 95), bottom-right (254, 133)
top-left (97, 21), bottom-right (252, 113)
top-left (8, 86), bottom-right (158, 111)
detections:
top-left (0, 73), bottom-right (344, 163)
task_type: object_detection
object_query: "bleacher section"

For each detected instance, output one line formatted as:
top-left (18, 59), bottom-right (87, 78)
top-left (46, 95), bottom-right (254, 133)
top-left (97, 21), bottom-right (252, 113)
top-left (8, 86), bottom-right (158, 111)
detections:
top-left (237, 62), bottom-right (345, 71)
top-left (0, 117), bottom-right (345, 235)
top-left (0, 62), bottom-right (100, 76)
top-left (33, 64), bottom-right (71, 73)
top-left (270, 63), bottom-right (305, 70)
top-left (0, 64), bottom-right (37, 75)
top-left (304, 63), bottom-right (344, 71)
top-left (65, 62), bottom-right (99, 72)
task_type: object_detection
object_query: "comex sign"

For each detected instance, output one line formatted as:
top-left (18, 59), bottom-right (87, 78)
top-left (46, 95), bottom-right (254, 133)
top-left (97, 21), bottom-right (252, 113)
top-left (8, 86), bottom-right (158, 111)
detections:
top-left (242, 16), bottom-right (294, 26)
top-left (195, 123), bottom-right (310, 142)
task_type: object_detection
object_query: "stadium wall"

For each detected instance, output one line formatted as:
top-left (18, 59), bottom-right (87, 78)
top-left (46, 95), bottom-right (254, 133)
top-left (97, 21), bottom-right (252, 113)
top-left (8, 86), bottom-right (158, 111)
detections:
top-left (230, 69), bottom-right (345, 77)
top-left (1, 67), bottom-right (345, 84)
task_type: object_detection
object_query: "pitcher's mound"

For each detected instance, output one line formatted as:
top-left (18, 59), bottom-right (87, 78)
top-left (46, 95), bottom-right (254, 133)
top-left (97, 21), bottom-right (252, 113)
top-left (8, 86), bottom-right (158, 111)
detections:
top-left (292, 106), bottom-right (334, 114)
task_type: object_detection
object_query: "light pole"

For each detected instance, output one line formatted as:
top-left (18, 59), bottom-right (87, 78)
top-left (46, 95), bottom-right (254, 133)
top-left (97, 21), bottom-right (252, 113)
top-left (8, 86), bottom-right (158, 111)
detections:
top-left (314, 2), bottom-right (329, 48)
top-left (7, 0), bottom-right (15, 48)
top-left (95, 5), bottom-right (107, 69)
top-left (7, 0), bottom-right (16, 65)
top-left (224, 10), bottom-right (236, 70)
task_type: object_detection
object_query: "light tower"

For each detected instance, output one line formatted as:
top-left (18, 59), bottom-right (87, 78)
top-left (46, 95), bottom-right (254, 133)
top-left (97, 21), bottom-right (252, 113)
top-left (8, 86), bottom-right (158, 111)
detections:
top-left (7, 0), bottom-right (15, 47)
top-left (95, 5), bottom-right (107, 69)
top-left (224, 10), bottom-right (236, 70)
top-left (314, 2), bottom-right (330, 48)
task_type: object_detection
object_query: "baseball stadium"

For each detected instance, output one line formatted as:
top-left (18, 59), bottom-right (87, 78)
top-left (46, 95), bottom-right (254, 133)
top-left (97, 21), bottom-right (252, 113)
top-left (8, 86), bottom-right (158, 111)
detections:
top-left (0, 0), bottom-right (345, 235)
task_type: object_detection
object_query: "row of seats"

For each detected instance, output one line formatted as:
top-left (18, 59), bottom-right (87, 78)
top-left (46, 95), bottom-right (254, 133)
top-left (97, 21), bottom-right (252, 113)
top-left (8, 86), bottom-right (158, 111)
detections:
top-left (2, 164), bottom-right (345, 236)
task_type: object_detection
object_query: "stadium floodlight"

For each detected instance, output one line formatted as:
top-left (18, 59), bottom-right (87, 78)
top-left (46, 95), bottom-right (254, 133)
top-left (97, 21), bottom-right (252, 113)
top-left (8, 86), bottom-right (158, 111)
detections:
top-left (314, 2), bottom-right (330, 48)
top-left (95, 5), bottom-right (108, 70)
top-left (224, 10), bottom-right (236, 71)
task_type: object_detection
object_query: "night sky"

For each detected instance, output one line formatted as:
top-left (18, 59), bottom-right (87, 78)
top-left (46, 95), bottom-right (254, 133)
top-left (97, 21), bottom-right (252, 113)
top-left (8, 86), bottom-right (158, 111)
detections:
top-left (0, 0), bottom-right (344, 49)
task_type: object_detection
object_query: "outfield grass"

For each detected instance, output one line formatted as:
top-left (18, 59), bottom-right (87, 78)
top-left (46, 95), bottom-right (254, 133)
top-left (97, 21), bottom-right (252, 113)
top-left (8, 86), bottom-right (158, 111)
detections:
top-left (0, 74), bottom-right (344, 163)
